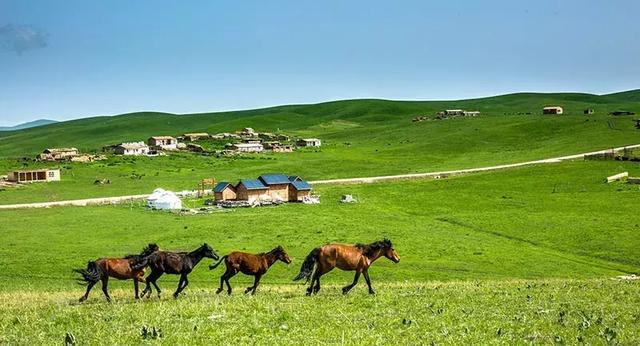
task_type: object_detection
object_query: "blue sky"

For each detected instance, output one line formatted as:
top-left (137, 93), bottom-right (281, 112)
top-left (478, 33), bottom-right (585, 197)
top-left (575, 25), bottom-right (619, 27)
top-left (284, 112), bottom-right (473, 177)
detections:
top-left (1, 1), bottom-right (639, 126)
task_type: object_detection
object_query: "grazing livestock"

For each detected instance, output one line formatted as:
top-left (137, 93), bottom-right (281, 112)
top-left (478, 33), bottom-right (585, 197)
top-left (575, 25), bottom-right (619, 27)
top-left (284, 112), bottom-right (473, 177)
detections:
top-left (74, 243), bottom-right (159, 302)
top-left (136, 244), bottom-right (219, 299)
top-left (209, 246), bottom-right (292, 295)
top-left (293, 239), bottom-right (400, 295)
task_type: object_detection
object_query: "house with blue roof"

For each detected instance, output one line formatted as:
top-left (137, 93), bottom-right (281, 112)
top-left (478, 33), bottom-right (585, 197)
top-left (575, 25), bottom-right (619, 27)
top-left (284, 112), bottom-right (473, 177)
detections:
top-left (213, 182), bottom-right (236, 201)
top-left (258, 173), bottom-right (292, 201)
top-left (235, 179), bottom-right (269, 203)
top-left (213, 174), bottom-right (313, 204)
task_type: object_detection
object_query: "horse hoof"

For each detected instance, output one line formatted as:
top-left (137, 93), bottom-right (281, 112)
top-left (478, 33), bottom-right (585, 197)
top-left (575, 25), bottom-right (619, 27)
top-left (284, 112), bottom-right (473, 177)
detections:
top-left (369, 290), bottom-right (376, 295)
top-left (215, 289), bottom-right (223, 294)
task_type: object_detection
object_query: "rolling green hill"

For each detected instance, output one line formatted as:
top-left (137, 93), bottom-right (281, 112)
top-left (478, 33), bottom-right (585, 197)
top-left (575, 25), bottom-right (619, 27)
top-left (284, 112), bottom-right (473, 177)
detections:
top-left (0, 90), bottom-right (638, 205)
top-left (1, 90), bottom-right (639, 157)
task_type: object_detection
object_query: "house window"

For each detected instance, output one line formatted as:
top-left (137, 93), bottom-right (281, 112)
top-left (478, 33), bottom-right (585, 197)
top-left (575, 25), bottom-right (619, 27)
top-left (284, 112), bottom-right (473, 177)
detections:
top-left (48, 171), bottom-right (55, 178)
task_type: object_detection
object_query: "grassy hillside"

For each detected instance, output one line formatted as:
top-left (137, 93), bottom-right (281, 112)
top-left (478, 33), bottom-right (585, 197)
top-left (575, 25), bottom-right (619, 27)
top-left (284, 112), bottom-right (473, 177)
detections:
top-left (1, 91), bottom-right (639, 205)
top-left (1, 160), bottom-right (638, 292)
top-left (1, 90), bottom-right (639, 157)
top-left (1, 160), bottom-right (639, 344)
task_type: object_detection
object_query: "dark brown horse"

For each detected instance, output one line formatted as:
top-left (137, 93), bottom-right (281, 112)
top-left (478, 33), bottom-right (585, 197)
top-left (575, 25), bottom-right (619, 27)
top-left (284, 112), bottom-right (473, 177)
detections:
top-left (293, 239), bottom-right (400, 295)
top-left (74, 243), bottom-right (159, 302)
top-left (209, 246), bottom-right (291, 295)
top-left (136, 243), bottom-right (219, 299)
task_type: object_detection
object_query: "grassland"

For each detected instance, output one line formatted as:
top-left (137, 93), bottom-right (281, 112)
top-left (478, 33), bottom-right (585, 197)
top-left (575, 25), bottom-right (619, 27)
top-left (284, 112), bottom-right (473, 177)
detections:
top-left (0, 159), bottom-right (639, 343)
top-left (1, 91), bottom-right (639, 344)
top-left (1, 91), bottom-right (639, 205)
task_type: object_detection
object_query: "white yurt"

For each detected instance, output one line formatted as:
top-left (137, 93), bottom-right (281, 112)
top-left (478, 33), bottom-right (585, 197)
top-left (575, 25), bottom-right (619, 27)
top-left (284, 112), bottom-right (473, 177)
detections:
top-left (147, 188), bottom-right (182, 210)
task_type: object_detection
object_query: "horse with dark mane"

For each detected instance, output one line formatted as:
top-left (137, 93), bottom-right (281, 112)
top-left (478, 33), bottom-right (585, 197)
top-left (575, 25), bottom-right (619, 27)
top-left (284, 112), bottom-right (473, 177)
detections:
top-left (293, 239), bottom-right (399, 295)
top-left (136, 243), bottom-right (219, 299)
top-left (74, 243), bottom-right (159, 302)
top-left (209, 246), bottom-right (291, 295)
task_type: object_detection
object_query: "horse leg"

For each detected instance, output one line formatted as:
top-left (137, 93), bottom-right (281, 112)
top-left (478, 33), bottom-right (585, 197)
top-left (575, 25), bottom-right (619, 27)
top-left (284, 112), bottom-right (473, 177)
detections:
top-left (225, 269), bottom-right (237, 295)
top-left (245, 274), bottom-right (262, 295)
top-left (305, 273), bottom-right (316, 296)
top-left (363, 268), bottom-right (375, 294)
top-left (101, 276), bottom-right (111, 302)
top-left (79, 281), bottom-right (97, 302)
top-left (141, 271), bottom-right (154, 298)
top-left (313, 275), bottom-right (321, 295)
top-left (133, 278), bottom-right (139, 299)
top-left (151, 275), bottom-right (162, 298)
top-left (342, 270), bottom-right (361, 295)
top-left (217, 268), bottom-right (230, 294)
top-left (174, 273), bottom-right (188, 298)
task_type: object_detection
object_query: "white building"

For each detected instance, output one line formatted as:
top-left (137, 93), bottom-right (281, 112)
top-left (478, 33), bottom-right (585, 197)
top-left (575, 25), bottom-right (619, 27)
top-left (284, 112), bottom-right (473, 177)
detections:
top-left (227, 143), bottom-right (264, 153)
top-left (296, 138), bottom-right (322, 147)
top-left (114, 142), bottom-right (150, 156)
top-left (7, 168), bottom-right (60, 183)
top-left (148, 136), bottom-right (178, 150)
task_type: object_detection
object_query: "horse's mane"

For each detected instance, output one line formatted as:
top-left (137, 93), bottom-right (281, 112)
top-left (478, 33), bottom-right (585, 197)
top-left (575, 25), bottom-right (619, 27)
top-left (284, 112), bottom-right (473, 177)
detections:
top-left (355, 239), bottom-right (392, 257)
top-left (125, 243), bottom-right (159, 261)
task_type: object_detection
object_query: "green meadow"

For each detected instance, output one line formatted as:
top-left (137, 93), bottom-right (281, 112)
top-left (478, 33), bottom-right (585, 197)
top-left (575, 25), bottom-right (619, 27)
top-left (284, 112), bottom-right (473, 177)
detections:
top-left (1, 92), bottom-right (639, 344)
top-left (1, 159), bottom-right (639, 344)
top-left (1, 91), bottom-right (639, 205)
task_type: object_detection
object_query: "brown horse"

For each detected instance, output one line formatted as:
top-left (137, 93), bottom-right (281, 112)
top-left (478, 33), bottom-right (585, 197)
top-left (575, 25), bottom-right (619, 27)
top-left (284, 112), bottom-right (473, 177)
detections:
top-left (74, 243), bottom-right (159, 302)
top-left (293, 239), bottom-right (400, 295)
top-left (136, 243), bottom-right (219, 299)
top-left (209, 246), bottom-right (291, 295)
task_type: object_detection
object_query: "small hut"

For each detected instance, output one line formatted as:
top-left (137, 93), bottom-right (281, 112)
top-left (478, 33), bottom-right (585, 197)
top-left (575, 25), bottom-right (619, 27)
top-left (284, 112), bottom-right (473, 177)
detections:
top-left (7, 168), bottom-right (60, 183)
top-left (39, 148), bottom-right (79, 161)
top-left (584, 109), bottom-right (594, 115)
top-left (543, 106), bottom-right (563, 115)
top-left (214, 182), bottom-right (237, 201)
top-left (114, 142), bottom-right (149, 155)
top-left (288, 177), bottom-right (312, 202)
top-left (296, 138), bottom-right (322, 147)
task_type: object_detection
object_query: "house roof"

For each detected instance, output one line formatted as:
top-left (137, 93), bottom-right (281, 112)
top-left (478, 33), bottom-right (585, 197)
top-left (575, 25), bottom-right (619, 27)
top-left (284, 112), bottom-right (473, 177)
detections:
top-left (238, 179), bottom-right (268, 190)
top-left (44, 147), bottom-right (78, 153)
top-left (183, 133), bottom-right (209, 137)
top-left (117, 142), bottom-right (148, 150)
top-left (231, 143), bottom-right (263, 148)
top-left (259, 173), bottom-right (290, 185)
top-left (543, 106), bottom-right (563, 109)
top-left (149, 136), bottom-right (176, 140)
top-left (291, 180), bottom-right (312, 191)
top-left (299, 138), bottom-right (320, 142)
top-left (214, 182), bottom-right (234, 193)
top-left (288, 175), bottom-right (302, 182)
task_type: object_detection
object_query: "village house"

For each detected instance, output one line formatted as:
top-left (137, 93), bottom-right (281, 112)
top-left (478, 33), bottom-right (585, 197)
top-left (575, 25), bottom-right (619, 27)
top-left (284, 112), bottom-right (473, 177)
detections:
top-left (258, 174), bottom-right (291, 201)
top-left (462, 111), bottom-right (481, 117)
top-left (264, 142), bottom-right (294, 152)
top-left (584, 109), bottom-right (594, 115)
top-left (38, 148), bottom-right (79, 161)
top-left (213, 182), bottom-right (237, 201)
top-left (287, 176), bottom-right (312, 202)
top-left (238, 127), bottom-right (258, 138)
top-left (296, 138), bottom-right (322, 147)
top-left (226, 143), bottom-right (264, 153)
top-left (235, 179), bottom-right (269, 203)
top-left (7, 168), bottom-right (60, 183)
top-left (114, 142), bottom-right (150, 156)
top-left (444, 109), bottom-right (465, 116)
top-left (180, 133), bottom-right (209, 142)
top-left (543, 106), bottom-right (564, 115)
top-left (148, 136), bottom-right (178, 150)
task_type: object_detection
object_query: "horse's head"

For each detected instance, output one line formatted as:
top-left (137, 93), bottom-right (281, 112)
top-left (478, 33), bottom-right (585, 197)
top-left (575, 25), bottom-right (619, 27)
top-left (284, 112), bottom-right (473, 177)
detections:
top-left (381, 239), bottom-right (400, 263)
top-left (274, 245), bottom-right (292, 264)
top-left (201, 243), bottom-right (220, 260)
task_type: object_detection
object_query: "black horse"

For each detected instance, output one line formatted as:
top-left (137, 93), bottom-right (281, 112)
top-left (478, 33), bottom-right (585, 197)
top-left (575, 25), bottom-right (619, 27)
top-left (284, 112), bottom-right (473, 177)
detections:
top-left (134, 243), bottom-right (219, 299)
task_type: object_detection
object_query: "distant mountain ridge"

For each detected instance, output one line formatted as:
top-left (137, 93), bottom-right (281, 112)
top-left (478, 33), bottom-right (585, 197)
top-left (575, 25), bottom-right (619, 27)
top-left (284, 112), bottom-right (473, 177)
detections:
top-left (0, 119), bottom-right (58, 131)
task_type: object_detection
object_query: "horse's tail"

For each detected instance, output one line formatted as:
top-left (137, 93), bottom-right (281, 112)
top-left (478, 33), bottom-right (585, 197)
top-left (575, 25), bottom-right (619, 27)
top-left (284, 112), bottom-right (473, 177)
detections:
top-left (293, 248), bottom-right (320, 282)
top-left (208, 255), bottom-right (228, 270)
top-left (73, 261), bottom-right (101, 285)
top-left (130, 257), bottom-right (150, 271)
